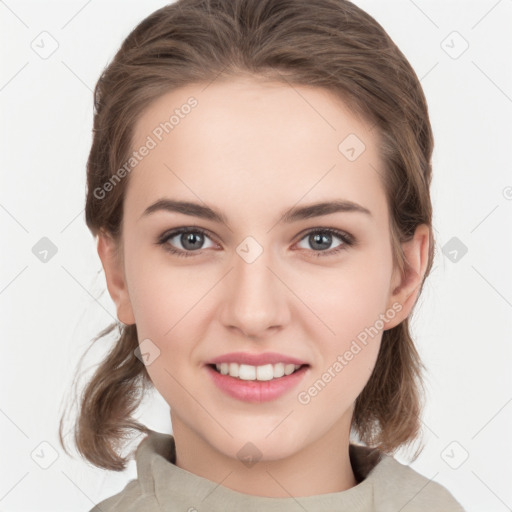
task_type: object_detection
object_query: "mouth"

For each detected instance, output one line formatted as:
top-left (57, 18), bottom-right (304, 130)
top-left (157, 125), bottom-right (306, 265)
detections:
top-left (207, 362), bottom-right (309, 381)
top-left (205, 359), bottom-right (310, 403)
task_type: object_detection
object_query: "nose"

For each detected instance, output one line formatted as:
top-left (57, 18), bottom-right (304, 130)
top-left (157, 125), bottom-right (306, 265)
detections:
top-left (219, 243), bottom-right (290, 339)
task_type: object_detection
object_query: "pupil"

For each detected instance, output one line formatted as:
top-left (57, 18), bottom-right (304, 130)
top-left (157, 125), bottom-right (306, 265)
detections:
top-left (182, 232), bottom-right (203, 250)
top-left (311, 233), bottom-right (330, 250)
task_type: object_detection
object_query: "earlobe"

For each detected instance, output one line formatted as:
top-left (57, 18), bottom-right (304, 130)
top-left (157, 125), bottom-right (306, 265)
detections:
top-left (97, 231), bottom-right (136, 326)
top-left (385, 224), bottom-right (430, 330)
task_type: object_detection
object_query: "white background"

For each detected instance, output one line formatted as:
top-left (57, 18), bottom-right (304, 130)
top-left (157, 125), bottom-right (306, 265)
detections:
top-left (1, 0), bottom-right (511, 511)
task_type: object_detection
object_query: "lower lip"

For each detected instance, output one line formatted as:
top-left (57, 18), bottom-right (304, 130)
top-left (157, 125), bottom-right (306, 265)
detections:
top-left (205, 365), bottom-right (309, 403)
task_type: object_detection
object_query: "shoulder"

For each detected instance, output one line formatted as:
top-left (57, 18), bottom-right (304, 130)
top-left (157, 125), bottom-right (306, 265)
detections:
top-left (88, 429), bottom-right (170, 512)
top-left (89, 478), bottom-right (159, 512)
top-left (370, 451), bottom-right (466, 511)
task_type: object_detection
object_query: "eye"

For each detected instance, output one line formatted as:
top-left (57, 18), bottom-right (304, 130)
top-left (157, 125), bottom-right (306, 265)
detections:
top-left (156, 226), bottom-right (355, 258)
top-left (157, 227), bottom-right (217, 258)
top-left (295, 228), bottom-right (354, 257)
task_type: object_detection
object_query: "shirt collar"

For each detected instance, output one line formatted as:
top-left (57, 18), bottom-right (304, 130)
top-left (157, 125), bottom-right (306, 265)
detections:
top-left (135, 429), bottom-right (390, 512)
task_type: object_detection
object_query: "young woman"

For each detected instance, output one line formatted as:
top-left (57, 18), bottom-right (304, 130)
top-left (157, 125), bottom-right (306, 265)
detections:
top-left (60, 0), bottom-right (466, 510)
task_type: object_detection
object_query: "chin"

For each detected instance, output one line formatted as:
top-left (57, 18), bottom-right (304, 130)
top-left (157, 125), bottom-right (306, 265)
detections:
top-left (210, 421), bottom-right (310, 462)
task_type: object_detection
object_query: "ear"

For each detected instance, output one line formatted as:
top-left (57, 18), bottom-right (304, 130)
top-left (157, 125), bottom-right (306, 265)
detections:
top-left (384, 223), bottom-right (430, 330)
top-left (97, 230), bottom-right (136, 326)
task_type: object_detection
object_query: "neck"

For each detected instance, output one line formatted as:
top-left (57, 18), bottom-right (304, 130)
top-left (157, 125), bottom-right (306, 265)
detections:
top-left (171, 414), bottom-right (357, 498)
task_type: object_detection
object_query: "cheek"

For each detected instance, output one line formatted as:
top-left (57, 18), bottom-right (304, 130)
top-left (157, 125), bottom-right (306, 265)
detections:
top-left (298, 251), bottom-right (392, 343)
top-left (124, 241), bottom-right (206, 335)
top-left (295, 247), bottom-right (391, 400)
top-left (300, 342), bottom-right (380, 427)
top-left (298, 316), bottom-right (382, 417)
top-left (122, 252), bottom-right (201, 396)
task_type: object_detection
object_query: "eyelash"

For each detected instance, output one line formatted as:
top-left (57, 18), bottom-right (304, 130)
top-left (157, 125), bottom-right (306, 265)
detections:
top-left (156, 226), bottom-right (355, 258)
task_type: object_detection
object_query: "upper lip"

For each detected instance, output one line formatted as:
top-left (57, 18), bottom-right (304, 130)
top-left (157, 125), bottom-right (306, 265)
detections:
top-left (206, 351), bottom-right (308, 366)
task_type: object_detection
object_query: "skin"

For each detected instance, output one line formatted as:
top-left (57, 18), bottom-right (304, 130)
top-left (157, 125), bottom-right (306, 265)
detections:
top-left (97, 75), bottom-right (430, 498)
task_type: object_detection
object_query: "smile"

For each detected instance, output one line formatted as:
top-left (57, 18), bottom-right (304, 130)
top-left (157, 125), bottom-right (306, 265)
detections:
top-left (212, 362), bottom-right (305, 381)
top-left (205, 364), bottom-right (310, 403)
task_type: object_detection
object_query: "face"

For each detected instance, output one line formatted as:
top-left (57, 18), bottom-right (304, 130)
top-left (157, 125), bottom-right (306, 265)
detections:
top-left (99, 75), bottom-right (426, 463)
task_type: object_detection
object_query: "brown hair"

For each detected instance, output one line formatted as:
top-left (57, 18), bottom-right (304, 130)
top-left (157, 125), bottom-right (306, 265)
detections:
top-left (60, 0), bottom-right (435, 470)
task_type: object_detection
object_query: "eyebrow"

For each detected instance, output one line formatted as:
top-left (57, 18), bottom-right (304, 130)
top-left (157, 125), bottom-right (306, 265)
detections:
top-left (139, 198), bottom-right (372, 225)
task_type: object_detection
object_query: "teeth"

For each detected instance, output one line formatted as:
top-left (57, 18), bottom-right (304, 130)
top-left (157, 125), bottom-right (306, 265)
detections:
top-left (239, 364), bottom-right (256, 380)
top-left (214, 362), bottom-right (303, 380)
top-left (229, 362), bottom-right (239, 377)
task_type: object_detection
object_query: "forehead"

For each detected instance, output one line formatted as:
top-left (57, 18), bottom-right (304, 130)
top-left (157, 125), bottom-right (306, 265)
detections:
top-left (125, 77), bottom-right (387, 227)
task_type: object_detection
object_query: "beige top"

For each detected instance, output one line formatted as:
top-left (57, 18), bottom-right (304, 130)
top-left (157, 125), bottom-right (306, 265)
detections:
top-left (91, 429), bottom-right (466, 511)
